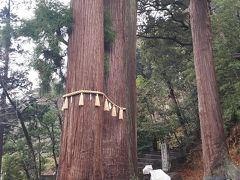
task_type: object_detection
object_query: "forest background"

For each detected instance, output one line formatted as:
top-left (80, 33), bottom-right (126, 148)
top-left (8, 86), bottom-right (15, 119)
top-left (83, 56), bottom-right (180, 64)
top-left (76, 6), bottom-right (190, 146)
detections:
top-left (0, 0), bottom-right (240, 179)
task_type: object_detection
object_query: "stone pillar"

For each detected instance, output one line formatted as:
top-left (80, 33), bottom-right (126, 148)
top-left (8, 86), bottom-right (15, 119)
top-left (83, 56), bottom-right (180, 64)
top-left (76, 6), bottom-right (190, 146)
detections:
top-left (161, 143), bottom-right (171, 172)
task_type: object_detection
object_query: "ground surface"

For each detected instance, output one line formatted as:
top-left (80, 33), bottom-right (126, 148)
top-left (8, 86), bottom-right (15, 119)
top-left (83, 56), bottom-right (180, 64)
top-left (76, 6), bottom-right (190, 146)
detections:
top-left (177, 124), bottom-right (240, 180)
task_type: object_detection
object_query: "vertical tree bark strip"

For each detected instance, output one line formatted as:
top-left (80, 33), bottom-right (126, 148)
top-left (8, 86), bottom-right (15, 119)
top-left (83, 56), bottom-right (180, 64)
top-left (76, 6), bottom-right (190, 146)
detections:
top-left (124, 0), bottom-right (138, 176)
top-left (57, 0), bottom-right (104, 179)
top-left (103, 0), bottom-right (137, 179)
top-left (103, 0), bottom-right (128, 179)
top-left (190, 0), bottom-right (240, 178)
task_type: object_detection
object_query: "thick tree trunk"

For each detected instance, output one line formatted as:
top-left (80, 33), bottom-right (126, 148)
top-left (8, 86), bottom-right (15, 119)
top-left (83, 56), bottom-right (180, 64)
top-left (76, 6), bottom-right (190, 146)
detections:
top-left (103, 0), bottom-right (137, 179)
top-left (124, 0), bottom-right (138, 176)
top-left (57, 0), bottom-right (104, 179)
top-left (190, 0), bottom-right (240, 179)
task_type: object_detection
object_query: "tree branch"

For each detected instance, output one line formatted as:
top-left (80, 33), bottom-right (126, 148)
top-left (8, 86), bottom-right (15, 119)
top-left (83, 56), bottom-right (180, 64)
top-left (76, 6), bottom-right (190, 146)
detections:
top-left (137, 34), bottom-right (192, 47)
top-left (0, 77), bottom-right (39, 178)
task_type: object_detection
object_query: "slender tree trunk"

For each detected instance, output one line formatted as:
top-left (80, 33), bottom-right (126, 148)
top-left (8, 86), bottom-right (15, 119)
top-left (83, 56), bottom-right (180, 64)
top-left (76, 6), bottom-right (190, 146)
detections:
top-left (0, 45), bottom-right (3, 179)
top-left (0, 125), bottom-right (3, 177)
top-left (53, 100), bottom-right (63, 129)
top-left (0, 89), bottom-right (7, 176)
top-left (190, 0), bottom-right (240, 179)
top-left (0, 79), bottom-right (39, 179)
top-left (103, 0), bottom-right (137, 179)
top-left (50, 124), bottom-right (58, 172)
top-left (23, 162), bottom-right (31, 180)
top-left (0, 0), bottom-right (11, 176)
top-left (57, 0), bottom-right (104, 179)
top-left (41, 121), bottom-right (58, 171)
top-left (38, 136), bottom-right (42, 176)
top-left (163, 74), bottom-right (188, 136)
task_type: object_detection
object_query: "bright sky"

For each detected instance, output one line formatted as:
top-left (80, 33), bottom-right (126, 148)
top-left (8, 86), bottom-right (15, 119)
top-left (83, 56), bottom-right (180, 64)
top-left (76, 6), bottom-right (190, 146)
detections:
top-left (1, 0), bottom-right (70, 90)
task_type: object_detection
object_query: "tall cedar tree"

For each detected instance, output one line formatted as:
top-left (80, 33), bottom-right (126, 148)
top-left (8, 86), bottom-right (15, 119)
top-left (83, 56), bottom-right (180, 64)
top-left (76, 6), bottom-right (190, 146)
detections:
top-left (57, 0), bottom-right (105, 179)
top-left (190, 0), bottom-right (240, 179)
top-left (58, 0), bottom-right (137, 179)
top-left (103, 0), bottom-right (137, 179)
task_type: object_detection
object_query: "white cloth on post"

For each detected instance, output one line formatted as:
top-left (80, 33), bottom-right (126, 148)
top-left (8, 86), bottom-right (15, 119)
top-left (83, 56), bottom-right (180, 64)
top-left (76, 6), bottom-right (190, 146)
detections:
top-left (143, 165), bottom-right (171, 180)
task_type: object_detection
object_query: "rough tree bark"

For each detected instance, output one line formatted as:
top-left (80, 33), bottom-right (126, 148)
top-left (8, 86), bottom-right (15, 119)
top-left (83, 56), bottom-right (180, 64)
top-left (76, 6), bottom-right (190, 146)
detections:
top-left (57, 0), bottom-right (105, 179)
top-left (190, 0), bottom-right (240, 179)
top-left (124, 0), bottom-right (138, 176)
top-left (103, 0), bottom-right (137, 179)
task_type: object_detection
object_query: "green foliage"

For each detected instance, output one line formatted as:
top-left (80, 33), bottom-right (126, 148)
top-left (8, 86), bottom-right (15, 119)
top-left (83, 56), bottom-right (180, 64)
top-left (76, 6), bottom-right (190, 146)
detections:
top-left (4, 99), bottom-right (62, 177)
top-left (19, 1), bottom-right (117, 95)
top-left (136, 0), bottom-right (200, 152)
top-left (104, 8), bottom-right (116, 52)
top-left (19, 0), bottom-right (72, 95)
top-left (3, 0), bottom-right (240, 175)
top-left (104, 53), bottom-right (110, 78)
top-left (103, 8), bottom-right (115, 78)
top-left (212, 0), bottom-right (240, 129)
top-left (20, 0), bottom-right (72, 41)
top-left (138, 0), bottom-right (191, 46)
top-left (3, 153), bottom-right (27, 180)
top-left (136, 34), bottom-right (198, 152)
top-left (33, 56), bottom-right (53, 95)
top-left (1, 23), bottom-right (12, 48)
top-left (0, 2), bottom-right (37, 177)
top-left (136, 0), bottom-right (240, 155)
top-left (0, 4), bottom-right (16, 50)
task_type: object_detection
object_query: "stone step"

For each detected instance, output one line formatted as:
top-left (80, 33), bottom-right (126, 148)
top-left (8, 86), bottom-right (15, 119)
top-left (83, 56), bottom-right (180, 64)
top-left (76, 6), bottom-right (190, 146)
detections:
top-left (139, 152), bottom-right (182, 161)
top-left (137, 149), bottom-right (186, 171)
top-left (140, 153), bottom-right (161, 159)
top-left (138, 158), bottom-right (161, 163)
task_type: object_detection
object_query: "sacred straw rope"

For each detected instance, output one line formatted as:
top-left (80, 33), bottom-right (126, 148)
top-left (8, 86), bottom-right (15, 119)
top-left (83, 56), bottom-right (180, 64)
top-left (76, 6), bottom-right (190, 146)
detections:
top-left (63, 90), bottom-right (126, 110)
